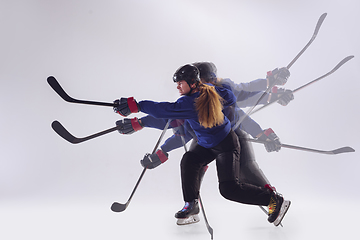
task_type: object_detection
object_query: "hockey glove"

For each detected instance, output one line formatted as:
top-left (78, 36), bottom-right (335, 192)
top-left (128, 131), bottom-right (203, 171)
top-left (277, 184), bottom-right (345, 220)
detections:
top-left (271, 86), bottom-right (294, 106)
top-left (257, 128), bottom-right (281, 152)
top-left (267, 67), bottom-right (290, 86)
top-left (140, 149), bottom-right (169, 169)
top-left (113, 97), bottom-right (140, 116)
top-left (115, 117), bottom-right (144, 134)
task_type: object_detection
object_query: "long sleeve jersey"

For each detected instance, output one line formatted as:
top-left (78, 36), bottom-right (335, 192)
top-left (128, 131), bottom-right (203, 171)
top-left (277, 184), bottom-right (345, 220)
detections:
top-left (141, 79), bottom-right (270, 153)
top-left (219, 78), bottom-right (270, 108)
top-left (141, 116), bottom-right (195, 152)
top-left (138, 84), bottom-right (236, 148)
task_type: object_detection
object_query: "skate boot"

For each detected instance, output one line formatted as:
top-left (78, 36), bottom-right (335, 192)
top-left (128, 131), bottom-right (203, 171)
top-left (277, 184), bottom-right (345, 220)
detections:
top-left (175, 199), bottom-right (200, 225)
top-left (267, 191), bottom-right (291, 226)
top-left (273, 199), bottom-right (291, 227)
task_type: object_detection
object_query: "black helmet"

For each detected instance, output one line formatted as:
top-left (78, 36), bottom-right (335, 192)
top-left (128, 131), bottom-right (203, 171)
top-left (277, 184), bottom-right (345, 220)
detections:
top-left (193, 62), bottom-right (217, 82)
top-left (173, 64), bottom-right (200, 86)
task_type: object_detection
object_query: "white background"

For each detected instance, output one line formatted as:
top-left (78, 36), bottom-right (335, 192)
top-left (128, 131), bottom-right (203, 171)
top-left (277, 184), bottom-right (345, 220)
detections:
top-left (1, 1), bottom-right (359, 239)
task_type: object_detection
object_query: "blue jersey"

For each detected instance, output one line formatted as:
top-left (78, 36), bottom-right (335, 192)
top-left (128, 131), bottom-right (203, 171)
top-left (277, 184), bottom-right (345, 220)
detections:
top-left (141, 116), bottom-right (194, 152)
top-left (141, 79), bottom-right (269, 152)
top-left (219, 82), bottom-right (263, 138)
top-left (138, 84), bottom-right (236, 148)
top-left (219, 78), bottom-right (270, 108)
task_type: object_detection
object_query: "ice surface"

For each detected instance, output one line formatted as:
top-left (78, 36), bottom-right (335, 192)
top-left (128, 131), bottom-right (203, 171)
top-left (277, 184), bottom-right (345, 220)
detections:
top-left (1, 196), bottom-right (358, 240)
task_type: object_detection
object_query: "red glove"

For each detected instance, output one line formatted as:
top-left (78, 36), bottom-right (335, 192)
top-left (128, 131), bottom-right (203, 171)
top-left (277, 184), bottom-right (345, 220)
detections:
top-left (115, 117), bottom-right (144, 134)
top-left (271, 86), bottom-right (294, 106)
top-left (267, 67), bottom-right (290, 86)
top-left (113, 97), bottom-right (139, 116)
top-left (257, 128), bottom-right (281, 152)
top-left (140, 149), bottom-right (169, 169)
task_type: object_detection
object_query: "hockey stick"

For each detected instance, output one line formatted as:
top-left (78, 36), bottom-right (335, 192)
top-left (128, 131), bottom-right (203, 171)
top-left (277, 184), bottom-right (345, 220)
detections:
top-left (246, 138), bottom-right (355, 155)
top-left (51, 120), bottom-right (121, 144)
top-left (250, 55), bottom-right (354, 115)
top-left (111, 119), bottom-right (172, 212)
top-left (233, 13), bottom-right (327, 131)
top-left (47, 76), bottom-right (114, 107)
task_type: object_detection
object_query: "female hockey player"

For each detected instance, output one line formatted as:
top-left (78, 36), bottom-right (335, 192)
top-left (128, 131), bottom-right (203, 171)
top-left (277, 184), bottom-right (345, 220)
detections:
top-left (115, 61), bottom-right (293, 189)
top-left (113, 64), bottom-right (290, 227)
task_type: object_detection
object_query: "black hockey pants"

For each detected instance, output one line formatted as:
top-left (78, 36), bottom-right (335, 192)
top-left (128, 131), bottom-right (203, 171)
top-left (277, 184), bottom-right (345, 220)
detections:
top-left (180, 130), bottom-right (271, 206)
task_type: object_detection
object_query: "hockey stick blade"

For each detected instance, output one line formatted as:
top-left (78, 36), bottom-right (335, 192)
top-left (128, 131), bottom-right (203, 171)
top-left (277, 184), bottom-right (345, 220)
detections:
top-left (287, 13), bottom-right (327, 69)
top-left (280, 144), bottom-right (355, 155)
top-left (332, 147), bottom-right (355, 155)
top-left (246, 138), bottom-right (355, 155)
top-left (51, 120), bottom-right (79, 144)
top-left (111, 202), bottom-right (128, 212)
top-left (47, 76), bottom-right (114, 107)
top-left (111, 168), bottom-right (146, 213)
top-left (51, 120), bottom-right (119, 144)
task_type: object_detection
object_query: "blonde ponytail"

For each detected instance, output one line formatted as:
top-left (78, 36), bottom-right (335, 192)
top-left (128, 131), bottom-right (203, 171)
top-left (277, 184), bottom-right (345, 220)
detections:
top-left (195, 84), bottom-right (225, 128)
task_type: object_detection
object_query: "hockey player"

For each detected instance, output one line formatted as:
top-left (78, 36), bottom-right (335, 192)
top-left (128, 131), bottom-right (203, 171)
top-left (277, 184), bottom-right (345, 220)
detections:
top-left (113, 64), bottom-right (290, 227)
top-left (116, 62), bottom-right (293, 184)
top-left (191, 62), bottom-right (292, 226)
top-left (115, 62), bottom-right (294, 153)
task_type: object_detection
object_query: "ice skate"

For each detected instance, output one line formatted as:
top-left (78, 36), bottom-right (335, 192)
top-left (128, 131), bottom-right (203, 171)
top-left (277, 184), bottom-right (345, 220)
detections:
top-left (273, 200), bottom-right (291, 226)
top-left (267, 191), bottom-right (291, 226)
top-left (176, 214), bottom-right (200, 225)
top-left (175, 199), bottom-right (200, 225)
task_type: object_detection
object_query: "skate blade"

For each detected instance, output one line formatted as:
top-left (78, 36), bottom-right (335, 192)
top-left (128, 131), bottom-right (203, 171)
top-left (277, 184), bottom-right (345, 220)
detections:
top-left (176, 214), bottom-right (200, 225)
top-left (274, 200), bottom-right (291, 227)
